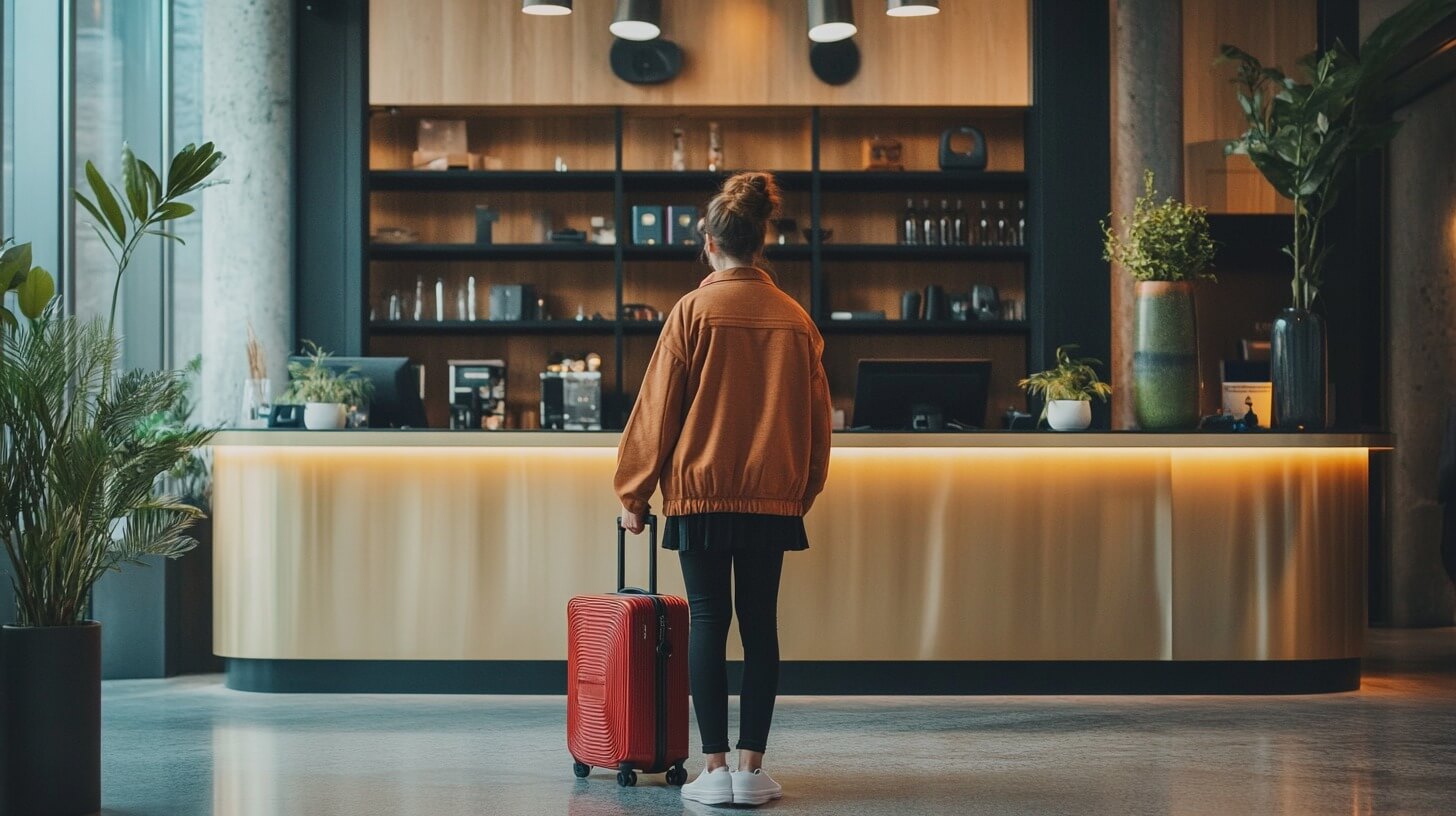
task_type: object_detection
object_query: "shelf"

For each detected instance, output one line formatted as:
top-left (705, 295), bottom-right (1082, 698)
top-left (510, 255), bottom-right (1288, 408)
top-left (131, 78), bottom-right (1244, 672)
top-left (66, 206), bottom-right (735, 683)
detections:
top-left (818, 244), bottom-right (1028, 262)
top-left (623, 244), bottom-right (812, 262)
top-left (369, 170), bottom-right (616, 192)
top-left (368, 243), bottom-right (615, 262)
top-left (817, 319), bottom-right (1031, 335)
top-left (621, 170), bottom-right (813, 192)
top-left (369, 319), bottom-right (621, 335)
top-left (816, 171), bottom-right (1027, 193)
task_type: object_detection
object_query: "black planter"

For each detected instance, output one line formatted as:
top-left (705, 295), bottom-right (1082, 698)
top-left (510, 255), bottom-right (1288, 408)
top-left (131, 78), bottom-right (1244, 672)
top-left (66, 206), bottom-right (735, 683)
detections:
top-left (1, 621), bottom-right (102, 816)
top-left (1270, 307), bottom-right (1328, 430)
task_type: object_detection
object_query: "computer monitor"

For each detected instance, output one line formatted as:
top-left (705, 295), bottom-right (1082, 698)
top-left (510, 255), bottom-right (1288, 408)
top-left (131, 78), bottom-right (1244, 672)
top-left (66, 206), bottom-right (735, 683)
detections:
top-left (851, 359), bottom-right (992, 431)
top-left (288, 355), bottom-right (428, 429)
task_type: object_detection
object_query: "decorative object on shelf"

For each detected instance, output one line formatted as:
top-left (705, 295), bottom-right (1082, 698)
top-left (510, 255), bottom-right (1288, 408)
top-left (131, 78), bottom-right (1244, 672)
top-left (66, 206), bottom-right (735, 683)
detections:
top-left (707, 122), bottom-right (723, 172)
top-left (490, 284), bottom-right (538, 321)
top-left (937, 199), bottom-right (953, 245)
top-left (801, 227), bottom-right (833, 243)
top-left (886, 0), bottom-right (939, 16)
top-left (949, 292), bottom-right (970, 321)
top-left (900, 290), bottom-right (922, 320)
top-left (993, 200), bottom-right (1008, 246)
top-left (830, 310), bottom-right (887, 321)
top-left (810, 39), bottom-right (860, 85)
top-left (1222, 0), bottom-right (1450, 429)
top-left (241, 323), bottom-right (271, 428)
top-left (1019, 344), bottom-right (1112, 431)
top-left (952, 199), bottom-right (969, 245)
top-left (1016, 200), bottom-right (1027, 246)
top-left (999, 298), bottom-right (1025, 321)
top-left (771, 218), bottom-right (798, 244)
top-left (413, 118), bottom-right (480, 170)
top-left (631, 205), bottom-right (664, 245)
top-left (667, 205), bottom-right (699, 245)
top-left (474, 205), bottom-right (498, 244)
top-left (862, 136), bottom-right (903, 171)
top-left (280, 341), bottom-right (374, 431)
top-left (371, 225), bottom-right (418, 244)
top-left (1102, 170), bottom-right (1216, 430)
top-left (434, 277), bottom-right (446, 322)
top-left (610, 0), bottom-right (660, 41)
top-left (590, 216), bottom-right (616, 245)
top-left (449, 359), bottom-right (507, 430)
top-left (975, 199), bottom-right (990, 245)
top-left (971, 284), bottom-right (1000, 321)
top-left (549, 227), bottom-right (589, 243)
top-left (609, 38), bottom-right (684, 85)
top-left (522, 0), bottom-right (572, 15)
top-left (938, 125), bottom-right (987, 172)
top-left (808, 0), bottom-right (857, 42)
top-left (900, 198), bottom-right (919, 245)
top-left (413, 274), bottom-right (426, 321)
top-left (554, 155), bottom-right (569, 172)
top-left (1220, 359), bottom-right (1271, 426)
top-left (671, 126), bottom-right (686, 171)
top-left (620, 303), bottom-right (662, 322)
top-left (919, 199), bottom-right (937, 246)
top-left (923, 284), bottom-right (947, 320)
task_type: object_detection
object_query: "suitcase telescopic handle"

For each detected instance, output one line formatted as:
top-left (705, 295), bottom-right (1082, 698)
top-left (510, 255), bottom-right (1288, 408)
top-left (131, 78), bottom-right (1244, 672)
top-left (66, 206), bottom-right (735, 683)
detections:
top-left (616, 514), bottom-right (659, 595)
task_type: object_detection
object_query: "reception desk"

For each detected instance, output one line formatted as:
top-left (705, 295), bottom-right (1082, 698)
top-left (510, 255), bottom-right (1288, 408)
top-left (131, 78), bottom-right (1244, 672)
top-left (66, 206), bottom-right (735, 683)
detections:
top-left (211, 430), bottom-right (1390, 694)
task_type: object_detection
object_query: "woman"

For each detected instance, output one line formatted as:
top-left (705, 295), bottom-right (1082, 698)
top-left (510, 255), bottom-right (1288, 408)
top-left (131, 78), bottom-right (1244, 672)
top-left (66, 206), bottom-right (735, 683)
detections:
top-left (615, 171), bottom-right (832, 807)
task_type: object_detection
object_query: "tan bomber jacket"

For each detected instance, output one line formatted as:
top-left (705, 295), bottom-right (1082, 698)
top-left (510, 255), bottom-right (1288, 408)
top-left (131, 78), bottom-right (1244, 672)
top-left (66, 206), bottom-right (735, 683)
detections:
top-left (614, 266), bottom-right (833, 517)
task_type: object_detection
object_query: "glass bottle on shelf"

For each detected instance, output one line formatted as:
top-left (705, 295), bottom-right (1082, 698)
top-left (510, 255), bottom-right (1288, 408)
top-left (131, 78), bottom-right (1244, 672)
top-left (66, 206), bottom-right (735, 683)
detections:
top-left (466, 275), bottom-right (478, 321)
top-left (671, 127), bottom-right (686, 172)
top-left (994, 200), bottom-right (1009, 246)
top-left (413, 275), bottom-right (425, 321)
top-left (434, 278), bottom-right (446, 321)
top-left (938, 199), bottom-right (952, 246)
top-left (900, 198), bottom-right (919, 245)
top-left (707, 122), bottom-right (723, 172)
top-left (1016, 200), bottom-right (1027, 246)
top-left (952, 200), bottom-right (968, 245)
top-left (920, 199), bottom-right (937, 246)
top-left (455, 283), bottom-right (467, 322)
top-left (976, 200), bottom-right (991, 246)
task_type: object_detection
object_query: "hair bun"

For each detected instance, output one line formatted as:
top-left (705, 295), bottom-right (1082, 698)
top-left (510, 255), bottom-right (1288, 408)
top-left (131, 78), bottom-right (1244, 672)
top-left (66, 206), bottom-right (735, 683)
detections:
top-left (719, 171), bottom-right (782, 224)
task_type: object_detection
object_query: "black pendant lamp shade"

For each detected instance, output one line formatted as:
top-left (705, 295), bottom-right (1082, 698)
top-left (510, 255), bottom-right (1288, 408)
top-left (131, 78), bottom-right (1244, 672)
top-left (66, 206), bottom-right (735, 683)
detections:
top-left (886, 0), bottom-right (939, 16)
top-left (611, 0), bottom-right (662, 40)
top-left (808, 0), bottom-right (856, 43)
top-left (522, 0), bottom-right (573, 15)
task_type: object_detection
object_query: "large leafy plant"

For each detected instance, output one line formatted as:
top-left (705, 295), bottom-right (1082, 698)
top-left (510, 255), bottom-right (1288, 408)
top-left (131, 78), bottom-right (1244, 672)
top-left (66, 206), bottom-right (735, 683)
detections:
top-left (1222, 0), bottom-right (1455, 309)
top-left (0, 238), bottom-right (56, 332)
top-left (279, 341), bottom-right (373, 406)
top-left (1019, 345), bottom-right (1113, 421)
top-left (135, 355), bottom-right (214, 508)
top-left (1102, 170), bottom-right (1217, 283)
top-left (0, 142), bottom-right (225, 627)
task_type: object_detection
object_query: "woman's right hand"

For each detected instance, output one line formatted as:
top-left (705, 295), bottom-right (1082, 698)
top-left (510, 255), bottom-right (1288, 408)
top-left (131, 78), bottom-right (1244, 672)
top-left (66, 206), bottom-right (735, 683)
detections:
top-left (621, 506), bottom-right (646, 535)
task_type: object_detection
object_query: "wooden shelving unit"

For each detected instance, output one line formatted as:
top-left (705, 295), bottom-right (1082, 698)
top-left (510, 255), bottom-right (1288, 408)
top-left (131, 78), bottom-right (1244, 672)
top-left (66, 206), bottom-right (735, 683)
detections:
top-left (366, 105), bottom-right (1034, 428)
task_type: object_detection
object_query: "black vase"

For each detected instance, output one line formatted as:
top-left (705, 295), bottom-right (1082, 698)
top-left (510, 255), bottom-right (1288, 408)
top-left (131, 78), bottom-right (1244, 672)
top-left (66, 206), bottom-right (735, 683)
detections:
top-left (1, 622), bottom-right (102, 816)
top-left (1270, 307), bottom-right (1327, 430)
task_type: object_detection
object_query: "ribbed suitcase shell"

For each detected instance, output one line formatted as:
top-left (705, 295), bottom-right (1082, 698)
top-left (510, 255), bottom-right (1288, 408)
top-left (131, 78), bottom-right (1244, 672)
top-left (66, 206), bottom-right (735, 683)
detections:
top-left (567, 592), bottom-right (689, 773)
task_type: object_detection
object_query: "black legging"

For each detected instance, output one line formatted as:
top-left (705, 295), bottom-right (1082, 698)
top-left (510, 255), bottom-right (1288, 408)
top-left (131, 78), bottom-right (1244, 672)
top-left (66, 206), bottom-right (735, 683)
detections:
top-left (677, 549), bottom-right (785, 755)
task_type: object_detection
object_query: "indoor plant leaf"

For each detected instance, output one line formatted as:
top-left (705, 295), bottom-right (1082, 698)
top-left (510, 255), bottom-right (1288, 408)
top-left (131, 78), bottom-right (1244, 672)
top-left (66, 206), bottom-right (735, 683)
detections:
top-left (85, 160), bottom-right (127, 242)
top-left (15, 267), bottom-right (54, 318)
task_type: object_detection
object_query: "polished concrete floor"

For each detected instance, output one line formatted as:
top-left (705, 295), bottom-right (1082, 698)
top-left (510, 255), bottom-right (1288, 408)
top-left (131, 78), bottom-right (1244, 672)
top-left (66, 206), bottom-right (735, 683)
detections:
top-left (102, 629), bottom-right (1456, 816)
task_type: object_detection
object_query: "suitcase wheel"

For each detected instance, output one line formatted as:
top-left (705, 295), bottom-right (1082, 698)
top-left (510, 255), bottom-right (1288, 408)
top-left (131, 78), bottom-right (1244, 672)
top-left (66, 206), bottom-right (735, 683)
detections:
top-left (666, 765), bottom-right (688, 787)
top-left (616, 769), bottom-right (638, 787)
top-left (572, 761), bottom-right (591, 779)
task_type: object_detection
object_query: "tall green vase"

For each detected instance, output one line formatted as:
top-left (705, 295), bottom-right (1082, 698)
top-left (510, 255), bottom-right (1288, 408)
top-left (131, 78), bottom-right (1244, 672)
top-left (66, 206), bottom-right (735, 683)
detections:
top-left (1133, 280), bottom-right (1200, 430)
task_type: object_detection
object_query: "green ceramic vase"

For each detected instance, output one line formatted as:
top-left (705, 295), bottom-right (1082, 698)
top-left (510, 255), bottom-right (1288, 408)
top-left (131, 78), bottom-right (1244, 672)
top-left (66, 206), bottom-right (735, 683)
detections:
top-left (1133, 280), bottom-right (1200, 430)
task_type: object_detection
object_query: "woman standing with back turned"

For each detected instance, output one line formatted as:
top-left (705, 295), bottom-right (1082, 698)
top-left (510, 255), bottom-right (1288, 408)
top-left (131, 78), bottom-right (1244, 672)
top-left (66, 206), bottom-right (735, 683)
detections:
top-left (615, 171), bottom-right (832, 807)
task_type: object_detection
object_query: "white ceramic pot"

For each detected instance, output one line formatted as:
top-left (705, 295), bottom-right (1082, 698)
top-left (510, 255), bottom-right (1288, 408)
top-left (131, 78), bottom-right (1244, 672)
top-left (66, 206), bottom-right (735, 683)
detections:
top-left (303, 402), bottom-right (347, 430)
top-left (1046, 399), bottom-right (1092, 432)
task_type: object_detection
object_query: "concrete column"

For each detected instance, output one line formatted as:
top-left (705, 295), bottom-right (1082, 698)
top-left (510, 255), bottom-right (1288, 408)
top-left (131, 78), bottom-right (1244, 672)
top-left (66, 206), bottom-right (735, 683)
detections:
top-left (200, 0), bottom-right (293, 426)
top-left (1110, 0), bottom-right (1183, 429)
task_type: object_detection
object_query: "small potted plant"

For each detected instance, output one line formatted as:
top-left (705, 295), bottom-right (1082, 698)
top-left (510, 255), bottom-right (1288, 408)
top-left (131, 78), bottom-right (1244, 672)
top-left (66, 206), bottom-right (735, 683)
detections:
top-left (1019, 345), bottom-right (1113, 432)
top-left (279, 340), bottom-right (372, 430)
top-left (1102, 170), bottom-right (1216, 430)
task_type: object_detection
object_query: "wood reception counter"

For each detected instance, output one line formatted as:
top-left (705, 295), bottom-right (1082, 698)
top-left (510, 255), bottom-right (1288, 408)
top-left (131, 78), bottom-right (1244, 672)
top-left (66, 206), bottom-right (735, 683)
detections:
top-left (211, 430), bottom-right (1390, 694)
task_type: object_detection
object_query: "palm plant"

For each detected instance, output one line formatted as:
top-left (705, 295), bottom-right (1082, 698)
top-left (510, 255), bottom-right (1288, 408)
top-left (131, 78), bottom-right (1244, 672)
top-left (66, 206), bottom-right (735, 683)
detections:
top-left (0, 142), bottom-right (225, 627)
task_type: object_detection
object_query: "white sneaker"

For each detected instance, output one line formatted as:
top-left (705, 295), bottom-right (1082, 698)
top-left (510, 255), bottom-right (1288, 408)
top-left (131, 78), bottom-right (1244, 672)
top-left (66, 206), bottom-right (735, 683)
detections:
top-left (731, 768), bottom-right (782, 806)
top-left (680, 766), bottom-right (734, 805)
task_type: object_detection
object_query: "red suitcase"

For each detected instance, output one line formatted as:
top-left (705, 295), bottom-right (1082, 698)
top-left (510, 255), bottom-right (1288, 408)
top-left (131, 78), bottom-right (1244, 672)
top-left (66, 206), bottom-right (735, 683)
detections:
top-left (567, 516), bottom-right (690, 787)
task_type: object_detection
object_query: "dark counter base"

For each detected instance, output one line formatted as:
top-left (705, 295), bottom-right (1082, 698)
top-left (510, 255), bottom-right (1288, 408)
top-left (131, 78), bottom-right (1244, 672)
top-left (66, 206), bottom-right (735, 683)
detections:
top-left (226, 658), bottom-right (1361, 695)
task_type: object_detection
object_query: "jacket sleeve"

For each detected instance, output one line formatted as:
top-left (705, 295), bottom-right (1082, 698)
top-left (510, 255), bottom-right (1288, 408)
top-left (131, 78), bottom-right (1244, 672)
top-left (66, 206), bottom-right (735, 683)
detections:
top-left (802, 336), bottom-right (833, 513)
top-left (615, 311), bottom-right (690, 516)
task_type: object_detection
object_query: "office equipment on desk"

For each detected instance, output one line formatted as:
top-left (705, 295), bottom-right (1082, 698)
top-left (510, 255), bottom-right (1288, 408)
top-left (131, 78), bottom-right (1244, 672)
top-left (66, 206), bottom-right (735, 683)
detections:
top-left (490, 284), bottom-right (538, 321)
top-left (267, 404), bottom-right (304, 428)
top-left (631, 205), bottom-right (664, 245)
top-left (449, 359), bottom-right (507, 430)
top-left (287, 355), bottom-right (428, 429)
top-left (851, 359), bottom-right (992, 431)
top-left (541, 370), bottom-right (603, 430)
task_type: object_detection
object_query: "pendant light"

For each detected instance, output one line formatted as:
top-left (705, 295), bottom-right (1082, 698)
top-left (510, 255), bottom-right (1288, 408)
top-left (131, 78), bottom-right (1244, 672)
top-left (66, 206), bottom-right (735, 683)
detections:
top-left (611, 0), bottom-right (661, 41)
top-left (886, 0), bottom-right (939, 16)
top-left (522, 0), bottom-right (572, 16)
top-left (807, 0), bottom-right (856, 43)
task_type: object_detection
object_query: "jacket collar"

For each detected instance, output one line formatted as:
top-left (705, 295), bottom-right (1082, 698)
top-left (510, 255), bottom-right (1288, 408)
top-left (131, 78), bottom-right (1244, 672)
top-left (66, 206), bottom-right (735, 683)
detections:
top-left (698, 266), bottom-right (773, 289)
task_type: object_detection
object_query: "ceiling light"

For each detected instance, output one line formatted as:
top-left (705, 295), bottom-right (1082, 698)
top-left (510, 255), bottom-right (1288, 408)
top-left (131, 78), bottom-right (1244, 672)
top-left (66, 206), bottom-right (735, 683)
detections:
top-left (611, 0), bottom-right (661, 41)
top-left (886, 0), bottom-right (940, 16)
top-left (522, 0), bottom-right (572, 16)
top-left (808, 0), bottom-right (856, 43)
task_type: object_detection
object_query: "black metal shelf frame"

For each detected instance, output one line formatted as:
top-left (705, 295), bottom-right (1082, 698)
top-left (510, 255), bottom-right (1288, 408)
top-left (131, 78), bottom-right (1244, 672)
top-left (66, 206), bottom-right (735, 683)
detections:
top-left (364, 105), bottom-right (1036, 419)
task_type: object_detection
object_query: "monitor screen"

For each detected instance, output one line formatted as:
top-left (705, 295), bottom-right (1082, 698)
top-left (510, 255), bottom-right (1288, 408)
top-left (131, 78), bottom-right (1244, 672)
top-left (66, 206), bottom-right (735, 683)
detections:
top-left (851, 359), bottom-right (992, 431)
top-left (287, 355), bottom-right (428, 429)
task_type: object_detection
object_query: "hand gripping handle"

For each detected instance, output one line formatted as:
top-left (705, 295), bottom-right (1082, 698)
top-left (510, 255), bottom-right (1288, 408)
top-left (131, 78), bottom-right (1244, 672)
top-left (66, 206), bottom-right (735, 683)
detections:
top-left (616, 514), bottom-right (659, 594)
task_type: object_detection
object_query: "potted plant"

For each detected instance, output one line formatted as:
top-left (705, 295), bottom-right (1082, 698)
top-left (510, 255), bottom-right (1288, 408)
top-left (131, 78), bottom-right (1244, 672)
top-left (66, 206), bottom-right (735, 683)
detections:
top-left (1019, 345), bottom-right (1113, 432)
top-left (1102, 170), bottom-right (1216, 430)
top-left (0, 142), bottom-right (223, 816)
top-left (279, 340), bottom-right (373, 430)
top-left (1222, 0), bottom-right (1453, 428)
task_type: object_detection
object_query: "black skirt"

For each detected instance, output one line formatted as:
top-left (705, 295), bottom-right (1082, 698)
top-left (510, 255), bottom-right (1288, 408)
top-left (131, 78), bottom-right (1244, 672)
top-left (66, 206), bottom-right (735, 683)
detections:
top-left (662, 512), bottom-right (810, 552)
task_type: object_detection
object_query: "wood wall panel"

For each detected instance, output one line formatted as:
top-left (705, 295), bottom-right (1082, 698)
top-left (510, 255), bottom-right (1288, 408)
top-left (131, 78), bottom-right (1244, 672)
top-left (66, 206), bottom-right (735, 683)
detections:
top-left (370, 0), bottom-right (1030, 107)
top-left (1182, 0), bottom-right (1316, 213)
